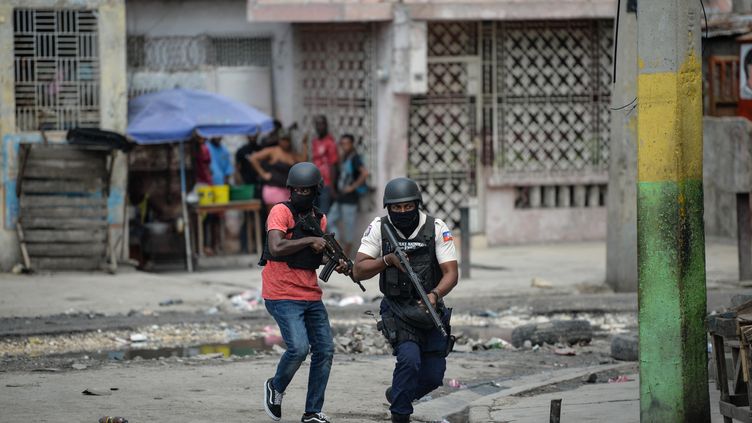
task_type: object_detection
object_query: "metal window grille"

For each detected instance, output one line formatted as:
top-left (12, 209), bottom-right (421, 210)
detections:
top-left (126, 35), bottom-right (272, 70)
top-left (14, 8), bottom-right (100, 131)
top-left (210, 37), bottom-right (272, 67)
top-left (297, 25), bottom-right (376, 183)
top-left (494, 20), bottom-right (613, 172)
top-left (409, 22), bottom-right (479, 229)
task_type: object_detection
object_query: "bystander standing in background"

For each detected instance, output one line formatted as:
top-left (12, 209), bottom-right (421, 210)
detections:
top-left (310, 115), bottom-right (338, 214)
top-left (328, 134), bottom-right (369, 258)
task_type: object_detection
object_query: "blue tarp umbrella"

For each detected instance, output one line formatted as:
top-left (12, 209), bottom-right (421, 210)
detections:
top-left (126, 89), bottom-right (273, 272)
top-left (126, 88), bottom-right (274, 144)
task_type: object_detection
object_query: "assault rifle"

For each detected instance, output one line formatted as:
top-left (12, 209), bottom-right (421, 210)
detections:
top-left (301, 214), bottom-right (366, 292)
top-left (382, 224), bottom-right (447, 337)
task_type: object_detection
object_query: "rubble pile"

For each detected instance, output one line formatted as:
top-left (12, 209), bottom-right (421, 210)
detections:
top-left (333, 324), bottom-right (390, 355)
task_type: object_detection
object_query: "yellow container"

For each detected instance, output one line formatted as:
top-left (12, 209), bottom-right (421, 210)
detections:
top-left (212, 184), bottom-right (230, 204)
top-left (197, 186), bottom-right (214, 205)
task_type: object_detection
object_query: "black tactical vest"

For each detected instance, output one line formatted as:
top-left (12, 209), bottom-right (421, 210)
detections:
top-left (379, 216), bottom-right (442, 299)
top-left (259, 202), bottom-right (324, 270)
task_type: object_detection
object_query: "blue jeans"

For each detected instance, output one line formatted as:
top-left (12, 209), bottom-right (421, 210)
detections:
top-left (326, 202), bottom-right (358, 244)
top-left (265, 300), bottom-right (334, 413)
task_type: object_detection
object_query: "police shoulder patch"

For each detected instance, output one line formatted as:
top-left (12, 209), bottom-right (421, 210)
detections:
top-left (442, 231), bottom-right (453, 242)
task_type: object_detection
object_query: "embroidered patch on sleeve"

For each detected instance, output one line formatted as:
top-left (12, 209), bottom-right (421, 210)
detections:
top-left (442, 231), bottom-right (453, 242)
top-left (364, 224), bottom-right (372, 237)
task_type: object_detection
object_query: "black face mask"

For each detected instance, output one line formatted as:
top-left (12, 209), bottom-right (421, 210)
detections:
top-left (290, 191), bottom-right (316, 212)
top-left (388, 208), bottom-right (420, 236)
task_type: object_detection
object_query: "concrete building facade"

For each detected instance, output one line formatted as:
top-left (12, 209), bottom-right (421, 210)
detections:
top-left (0, 0), bottom-right (127, 271)
top-left (247, 0), bottom-right (617, 242)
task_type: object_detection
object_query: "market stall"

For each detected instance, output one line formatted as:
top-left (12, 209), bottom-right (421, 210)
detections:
top-left (126, 88), bottom-right (273, 271)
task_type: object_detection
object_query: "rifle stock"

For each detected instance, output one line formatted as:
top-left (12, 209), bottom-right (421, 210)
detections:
top-left (382, 224), bottom-right (447, 337)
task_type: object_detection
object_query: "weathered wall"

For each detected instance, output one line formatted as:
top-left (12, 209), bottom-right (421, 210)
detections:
top-left (126, 0), bottom-right (295, 124)
top-left (605, 0), bottom-right (637, 292)
top-left (0, 0), bottom-right (128, 272)
top-left (704, 116), bottom-right (752, 240)
top-left (247, 0), bottom-right (617, 22)
top-left (484, 185), bottom-right (607, 245)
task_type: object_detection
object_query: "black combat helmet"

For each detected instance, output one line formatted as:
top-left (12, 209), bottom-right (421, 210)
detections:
top-left (287, 162), bottom-right (322, 188)
top-left (383, 177), bottom-right (422, 208)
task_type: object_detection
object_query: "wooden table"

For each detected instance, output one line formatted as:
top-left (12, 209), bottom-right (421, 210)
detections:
top-left (190, 200), bottom-right (263, 258)
top-left (708, 312), bottom-right (752, 422)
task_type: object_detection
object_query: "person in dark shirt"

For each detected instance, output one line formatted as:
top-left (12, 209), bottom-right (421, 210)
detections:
top-left (328, 134), bottom-right (369, 257)
top-left (236, 133), bottom-right (264, 253)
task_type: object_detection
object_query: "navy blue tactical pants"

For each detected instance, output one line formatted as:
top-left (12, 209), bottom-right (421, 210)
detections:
top-left (389, 341), bottom-right (447, 416)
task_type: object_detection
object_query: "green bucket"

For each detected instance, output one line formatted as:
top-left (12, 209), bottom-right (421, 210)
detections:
top-left (230, 184), bottom-right (255, 201)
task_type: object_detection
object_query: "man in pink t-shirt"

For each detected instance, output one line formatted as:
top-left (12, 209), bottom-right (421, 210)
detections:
top-left (311, 115), bottom-right (339, 214)
top-left (260, 162), bottom-right (346, 423)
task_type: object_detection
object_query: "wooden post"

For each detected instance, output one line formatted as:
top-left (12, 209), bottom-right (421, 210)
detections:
top-left (549, 399), bottom-right (562, 423)
top-left (737, 193), bottom-right (752, 281)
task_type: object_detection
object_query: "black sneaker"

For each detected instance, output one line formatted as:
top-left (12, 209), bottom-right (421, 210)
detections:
top-left (301, 412), bottom-right (331, 423)
top-left (385, 387), bottom-right (392, 404)
top-left (264, 378), bottom-right (283, 421)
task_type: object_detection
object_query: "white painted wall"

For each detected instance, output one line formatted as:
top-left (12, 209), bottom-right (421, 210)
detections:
top-left (125, 0), bottom-right (295, 124)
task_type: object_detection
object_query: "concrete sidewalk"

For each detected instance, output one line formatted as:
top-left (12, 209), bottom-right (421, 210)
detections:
top-left (0, 240), bottom-right (742, 318)
top-left (468, 374), bottom-right (727, 423)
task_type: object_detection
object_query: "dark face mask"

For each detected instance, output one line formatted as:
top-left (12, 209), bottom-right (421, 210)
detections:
top-left (290, 191), bottom-right (316, 212)
top-left (388, 207), bottom-right (420, 236)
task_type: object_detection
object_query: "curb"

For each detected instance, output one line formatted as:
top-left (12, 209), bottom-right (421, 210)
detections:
top-left (412, 362), bottom-right (634, 423)
top-left (466, 363), bottom-right (633, 423)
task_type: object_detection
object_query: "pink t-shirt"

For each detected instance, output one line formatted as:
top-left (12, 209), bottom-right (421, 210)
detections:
top-left (262, 204), bottom-right (327, 301)
top-left (312, 134), bottom-right (338, 188)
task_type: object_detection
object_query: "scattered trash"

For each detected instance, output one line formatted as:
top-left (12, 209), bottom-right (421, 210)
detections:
top-left (484, 337), bottom-right (511, 349)
top-left (99, 417), bottom-right (129, 423)
top-left (82, 388), bottom-right (112, 396)
top-left (417, 395), bottom-right (433, 402)
top-left (229, 290), bottom-right (263, 312)
top-left (453, 344), bottom-right (472, 353)
top-left (205, 307), bottom-right (219, 315)
top-left (523, 340), bottom-right (533, 349)
top-left (584, 373), bottom-right (598, 383)
top-left (337, 295), bottom-right (365, 307)
top-left (532, 345), bottom-right (541, 352)
top-left (531, 277), bottom-right (554, 289)
top-left (11, 263), bottom-right (28, 274)
top-left (272, 344), bottom-right (286, 355)
top-left (475, 309), bottom-right (499, 318)
top-left (72, 363), bottom-right (87, 370)
top-left (447, 379), bottom-right (467, 389)
top-left (31, 368), bottom-right (61, 373)
top-left (554, 347), bottom-right (576, 356)
top-left (129, 333), bottom-right (147, 343)
top-left (158, 299), bottom-right (183, 307)
top-left (608, 375), bottom-right (634, 383)
top-left (263, 326), bottom-right (283, 347)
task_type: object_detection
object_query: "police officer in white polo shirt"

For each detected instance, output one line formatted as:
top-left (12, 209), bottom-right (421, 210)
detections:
top-left (353, 177), bottom-right (459, 423)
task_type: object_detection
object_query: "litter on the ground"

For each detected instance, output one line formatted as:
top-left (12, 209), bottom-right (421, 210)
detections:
top-left (554, 347), bottom-right (576, 356)
top-left (129, 333), bottom-right (147, 343)
top-left (607, 375), bottom-right (634, 383)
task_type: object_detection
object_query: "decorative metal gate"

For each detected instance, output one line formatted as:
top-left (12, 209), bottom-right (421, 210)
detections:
top-left (409, 22), bottom-right (479, 229)
top-left (493, 20), bottom-right (613, 172)
top-left (297, 24), bottom-right (375, 177)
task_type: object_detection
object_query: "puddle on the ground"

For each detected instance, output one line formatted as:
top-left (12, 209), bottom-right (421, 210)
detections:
top-left (107, 337), bottom-right (280, 361)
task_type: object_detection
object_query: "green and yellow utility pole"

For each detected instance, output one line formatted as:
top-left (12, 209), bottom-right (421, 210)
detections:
top-left (637, 0), bottom-right (710, 421)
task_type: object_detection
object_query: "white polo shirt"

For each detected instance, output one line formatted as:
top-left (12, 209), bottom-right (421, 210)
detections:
top-left (357, 211), bottom-right (458, 264)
